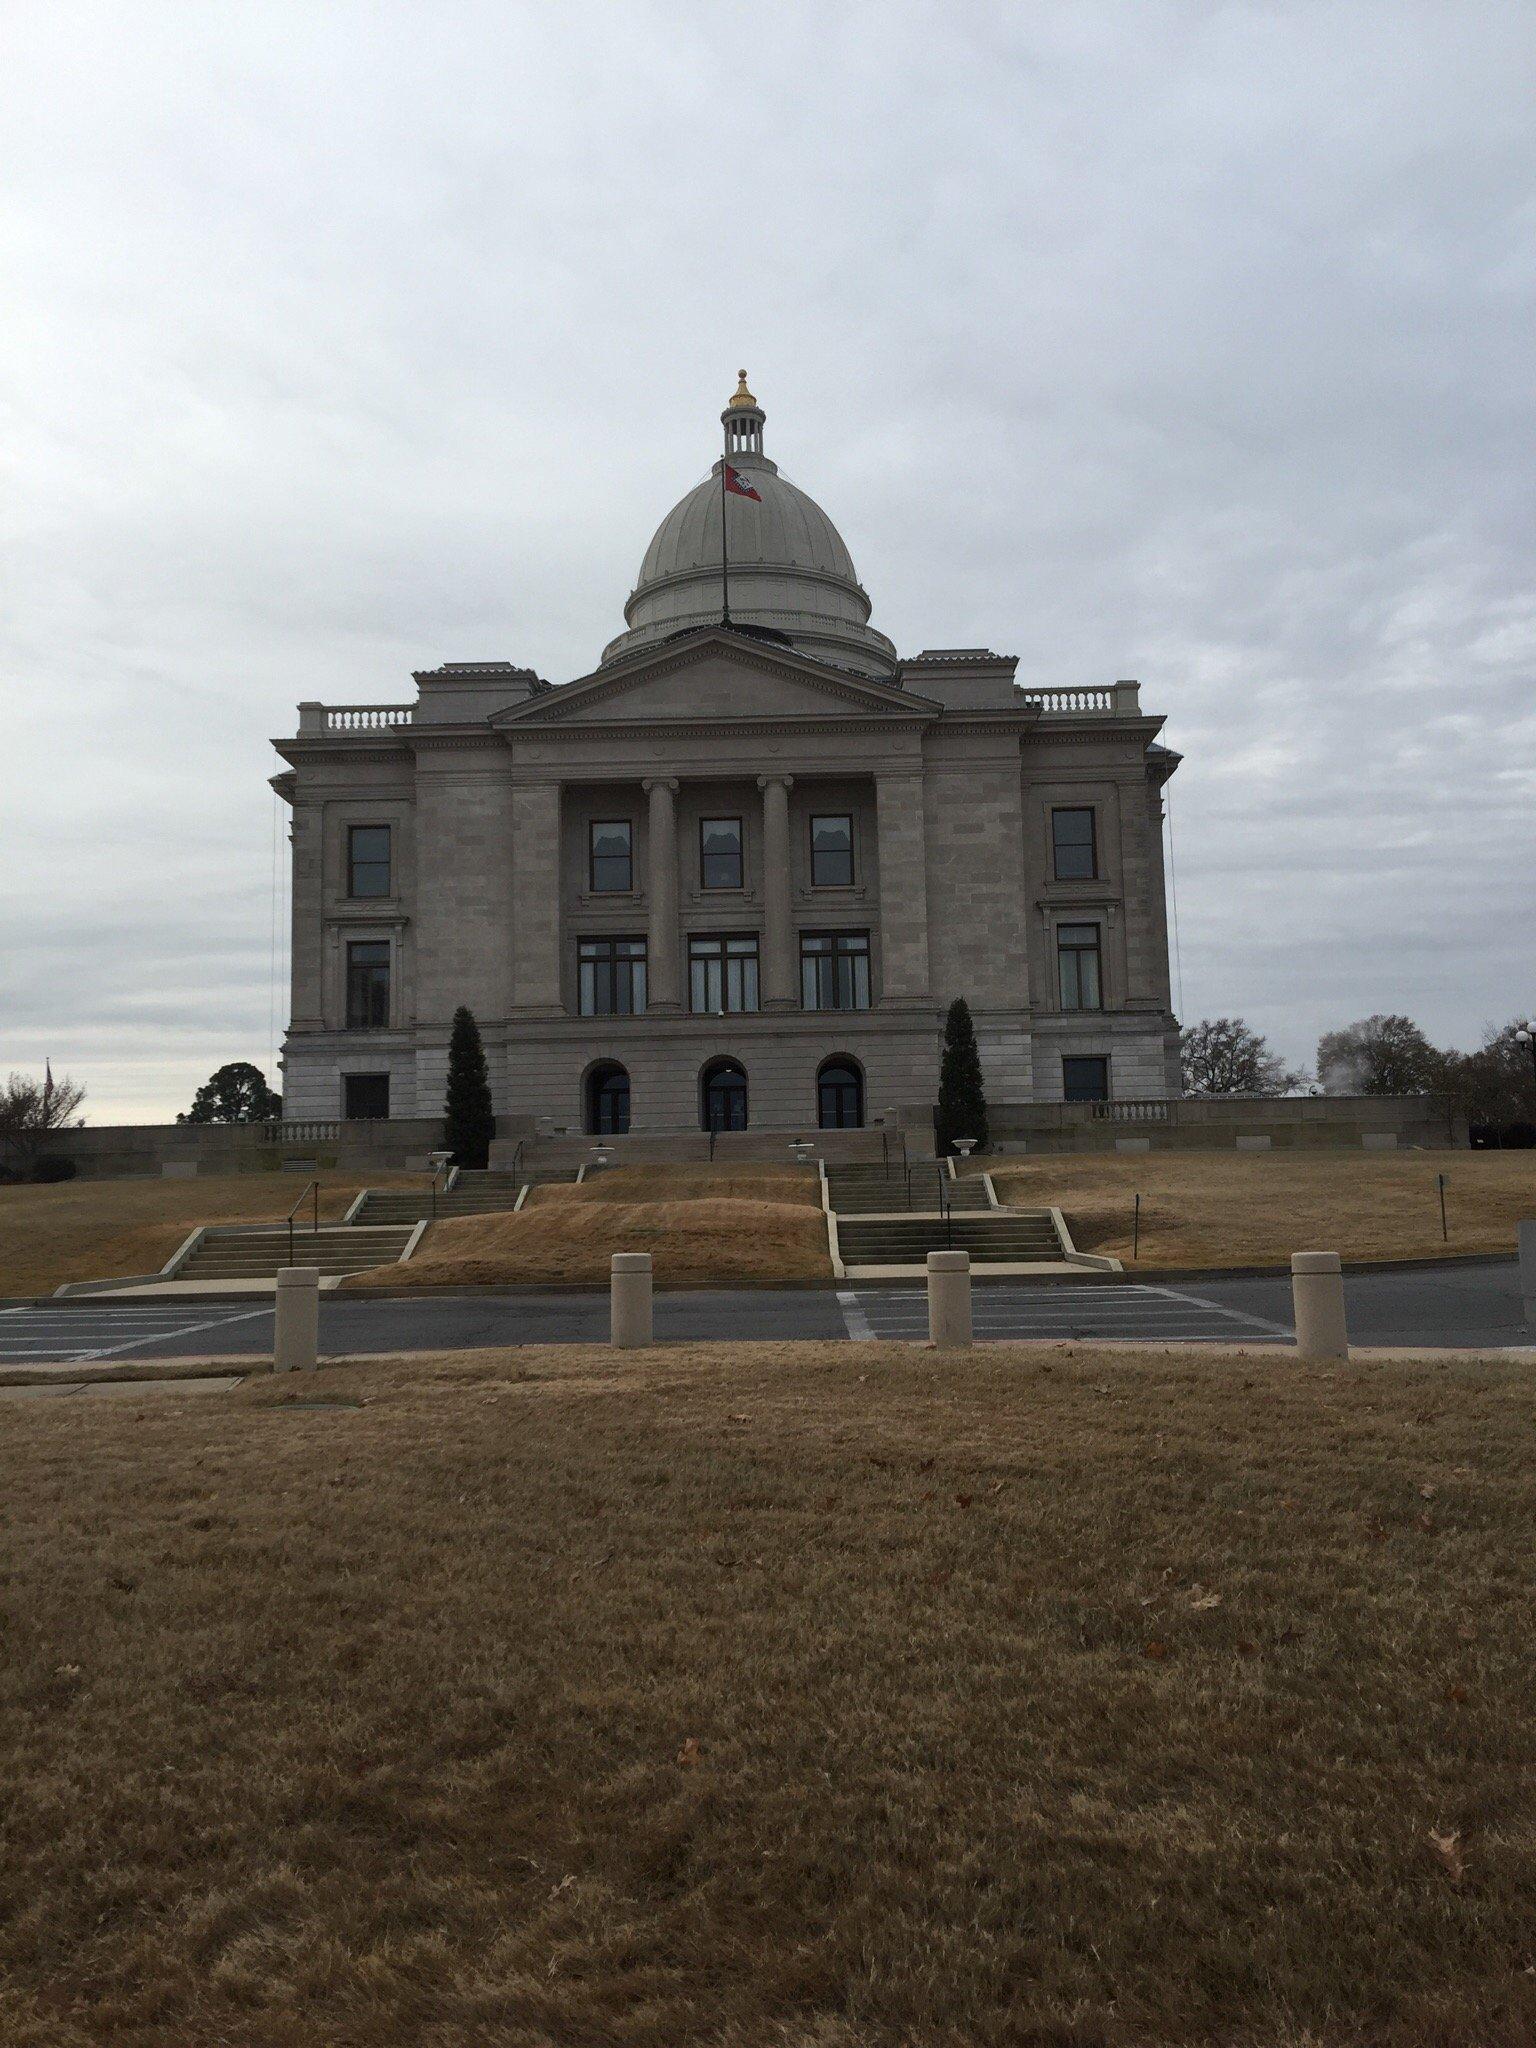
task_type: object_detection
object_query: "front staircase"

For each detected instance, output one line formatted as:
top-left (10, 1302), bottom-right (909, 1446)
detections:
top-left (178, 1223), bottom-right (417, 1283)
top-left (825, 1162), bottom-right (994, 1214)
top-left (834, 1209), bottom-right (1065, 1269)
top-left (348, 1168), bottom-right (577, 1225)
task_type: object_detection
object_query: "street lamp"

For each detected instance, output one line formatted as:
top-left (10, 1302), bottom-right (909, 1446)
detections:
top-left (1516, 1019), bottom-right (1536, 1085)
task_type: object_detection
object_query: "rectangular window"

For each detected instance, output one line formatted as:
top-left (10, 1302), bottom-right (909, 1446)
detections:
top-left (1062, 1056), bottom-right (1109, 1104)
top-left (578, 936), bottom-right (647, 1016)
top-left (345, 940), bottom-right (391, 1028)
top-left (1051, 807), bottom-right (1097, 881)
top-left (810, 813), bottom-right (854, 887)
top-left (700, 816), bottom-right (743, 889)
top-left (1057, 922), bottom-right (1102, 1011)
top-left (343, 1072), bottom-right (391, 1120)
top-left (800, 930), bottom-right (871, 1010)
top-left (689, 933), bottom-right (760, 1013)
top-left (347, 824), bottom-right (392, 899)
top-left (589, 819), bottom-right (633, 893)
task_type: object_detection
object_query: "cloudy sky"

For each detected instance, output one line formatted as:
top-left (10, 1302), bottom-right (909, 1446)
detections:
top-left (4, 1), bottom-right (1533, 1123)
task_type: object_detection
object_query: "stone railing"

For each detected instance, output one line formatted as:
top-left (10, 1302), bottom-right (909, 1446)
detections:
top-left (1018, 682), bottom-right (1140, 716)
top-left (261, 1120), bottom-right (343, 1142)
top-left (296, 702), bottom-right (415, 734)
top-left (1087, 1098), bottom-right (1171, 1122)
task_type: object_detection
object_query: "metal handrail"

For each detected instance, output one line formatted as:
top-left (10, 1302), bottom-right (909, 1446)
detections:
top-left (708, 1128), bottom-right (718, 1162)
top-left (285, 1179), bottom-right (319, 1267)
top-left (508, 1140), bottom-right (525, 1184)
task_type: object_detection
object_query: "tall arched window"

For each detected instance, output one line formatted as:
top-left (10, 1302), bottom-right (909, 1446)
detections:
top-left (817, 1059), bottom-right (863, 1130)
top-left (586, 1062), bottom-right (631, 1135)
top-left (701, 1058), bottom-right (748, 1133)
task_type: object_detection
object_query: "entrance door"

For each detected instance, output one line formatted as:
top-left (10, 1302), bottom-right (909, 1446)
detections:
top-left (702, 1059), bottom-right (748, 1132)
top-left (817, 1061), bottom-right (863, 1129)
top-left (588, 1064), bottom-right (631, 1135)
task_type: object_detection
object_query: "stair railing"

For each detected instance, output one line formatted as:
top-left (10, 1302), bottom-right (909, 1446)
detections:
top-left (430, 1156), bottom-right (454, 1222)
top-left (286, 1179), bottom-right (319, 1268)
top-left (507, 1140), bottom-right (524, 1184)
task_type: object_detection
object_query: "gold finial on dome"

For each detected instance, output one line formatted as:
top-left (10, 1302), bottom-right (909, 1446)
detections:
top-left (727, 368), bottom-right (757, 409)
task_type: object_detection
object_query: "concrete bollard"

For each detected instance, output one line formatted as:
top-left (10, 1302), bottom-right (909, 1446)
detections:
top-left (1519, 1220), bottom-right (1536, 1329)
top-left (1291, 1251), bottom-right (1348, 1363)
top-left (610, 1252), bottom-right (653, 1348)
top-left (274, 1266), bottom-right (320, 1373)
top-left (927, 1249), bottom-right (973, 1349)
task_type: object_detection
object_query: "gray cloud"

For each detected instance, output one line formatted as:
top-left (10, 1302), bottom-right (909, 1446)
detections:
top-left (3, 0), bottom-right (1533, 1119)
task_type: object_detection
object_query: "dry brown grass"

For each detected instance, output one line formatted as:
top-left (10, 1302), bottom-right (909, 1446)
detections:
top-left (4, 1339), bottom-right (1535, 2046)
top-left (992, 1146), bottom-right (1536, 1268)
top-left (349, 1170), bottom-right (829, 1290)
top-left (0, 1173), bottom-right (432, 1297)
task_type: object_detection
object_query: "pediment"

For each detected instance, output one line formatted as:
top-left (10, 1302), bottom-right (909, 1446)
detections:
top-left (491, 629), bottom-right (938, 728)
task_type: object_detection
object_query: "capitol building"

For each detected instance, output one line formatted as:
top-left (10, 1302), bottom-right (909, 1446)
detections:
top-left (272, 375), bottom-right (1181, 1137)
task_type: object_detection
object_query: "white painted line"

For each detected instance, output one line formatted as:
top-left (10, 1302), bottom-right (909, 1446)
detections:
top-left (76, 1308), bottom-right (275, 1361)
top-left (1146, 1285), bottom-right (1293, 1339)
top-left (837, 1290), bottom-right (877, 1341)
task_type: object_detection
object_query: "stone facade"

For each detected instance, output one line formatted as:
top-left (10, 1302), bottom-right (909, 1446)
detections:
top-left (271, 387), bottom-right (1182, 1138)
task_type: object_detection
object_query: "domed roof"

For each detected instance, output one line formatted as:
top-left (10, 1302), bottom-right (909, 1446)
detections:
top-left (601, 378), bottom-right (897, 678)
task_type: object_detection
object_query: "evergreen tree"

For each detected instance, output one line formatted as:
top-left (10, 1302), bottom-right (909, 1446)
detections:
top-left (178, 1061), bottom-right (281, 1124)
top-left (935, 997), bottom-right (988, 1155)
top-left (443, 1006), bottom-right (495, 1167)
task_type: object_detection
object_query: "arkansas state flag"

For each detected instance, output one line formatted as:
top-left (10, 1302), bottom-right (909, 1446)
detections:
top-left (723, 464), bottom-right (762, 501)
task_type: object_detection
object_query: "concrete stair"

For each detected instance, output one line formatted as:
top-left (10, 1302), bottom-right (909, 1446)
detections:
top-left (349, 1169), bottom-right (576, 1224)
top-left (825, 1164), bottom-right (994, 1214)
top-left (180, 1225), bottom-right (417, 1281)
top-left (835, 1210), bottom-right (1065, 1267)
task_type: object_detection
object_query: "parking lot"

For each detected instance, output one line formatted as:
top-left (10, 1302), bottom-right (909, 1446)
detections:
top-left (838, 1283), bottom-right (1293, 1344)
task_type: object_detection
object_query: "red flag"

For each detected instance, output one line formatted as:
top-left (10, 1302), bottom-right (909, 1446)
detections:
top-left (723, 464), bottom-right (762, 502)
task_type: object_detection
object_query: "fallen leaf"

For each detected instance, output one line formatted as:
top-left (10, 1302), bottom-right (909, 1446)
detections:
top-left (55, 1664), bottom-right (82, 1679)
top-left (918, 1489), bottom-right (937, 1504)
top-left (927, 1569), bottom-right (952, 1589)
top-left (954, 1493), bottom-right (974, 1508)
top-left (1446, 1683), bottom-right (1470, 1705)
top-left (1142, 1641), bottom-right (1170, 1660)
top-left (1190, 1589), bottom-right (1223, 1612)
top-left (676, 1737), bottom-right (700, 1768)
top-left (988, 1479), bottom-right (1006, 1496)
top-left (1417, 1514), bottom-right (1435, 1533)
top-left (1236, 1639), bottom-right (1259, 1656)
top-left (1428, 1830), bottom-right (1465, 1882)
top-left (1420, 1483), bottom-right (1438, 1500)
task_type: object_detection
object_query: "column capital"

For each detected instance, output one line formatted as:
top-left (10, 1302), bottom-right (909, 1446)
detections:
top-left (756, 773), bottom-right (794, 791)
top-left (642, 776), bottom-right (679, 794)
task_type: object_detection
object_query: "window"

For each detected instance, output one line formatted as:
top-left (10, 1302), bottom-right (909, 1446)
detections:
top-left (700, 816), bottom-right (743, 889)
top-left (689, 933), bottom-right (759, 1013)
top-left (1057, 922), bottom-right (1102, 1011)
top-left (801, 930), bottom-right (871, 1010)
top-left (589, 819), bottom-right (632, 893)
top-left (1051, 807), bottom-right (1097, 881)
top-left (345, 940), bottom-right (391, 1028)
top-left (578, 936), bottom-right (647, 1015)
top-left (344, 1072), bottom-right (390, 1120)
top-left (1061, 1057), bottom-right (1109, 1104)
top-left (810, 813), bottom-right (854, 887)
top-left (347, 824), bottom-right (392, 899)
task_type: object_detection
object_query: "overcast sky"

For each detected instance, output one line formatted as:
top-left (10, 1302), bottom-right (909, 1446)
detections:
top-left (4, 1), bottom-right (1533, 1124)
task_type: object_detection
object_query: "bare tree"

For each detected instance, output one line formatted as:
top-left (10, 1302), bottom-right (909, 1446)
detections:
top-left (0, 1070), bottom-right (87, 1176)
top-left (1179, 1018), bottom-right (1308, 1096)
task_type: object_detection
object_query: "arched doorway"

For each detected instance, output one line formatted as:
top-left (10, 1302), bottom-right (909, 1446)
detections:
top-left (817, 1059), bottom-right (863, 1129)
top-left (701, 1058), bottom-right (748, 1133)
top-left (586, 1062), bottom-right (631, 1135)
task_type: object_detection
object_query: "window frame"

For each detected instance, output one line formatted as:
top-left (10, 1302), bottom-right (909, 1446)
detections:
top-left (1050, 806), bottom-right (1098, 882)
top-left (1061, 1056), bottom-right (1110, 1104)
top-left (809, 812), bottom-right (856, 889)
top-left (699, 815), bottom-right (745, 891)
top-left (344, 938), bottom-right (391, 1030)
top-left (1056, 921), bottom-right (1103, 1012)
top-left (588, 818), bottom-right (634, 895)
top-left (343, 1072), bottom-right (391, 1120)
top-left (688, 931), bottom-right (760, 1015)
top-left (799, 928), bottom-right (872, 1011)
top-left (346, 823), bottom-right (392, 900)
top-left (577, 934), bottom-right (648, 1017)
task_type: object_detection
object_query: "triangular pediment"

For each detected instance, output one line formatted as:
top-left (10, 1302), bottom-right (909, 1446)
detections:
top-left (491, 629), bottom-right (938, 727)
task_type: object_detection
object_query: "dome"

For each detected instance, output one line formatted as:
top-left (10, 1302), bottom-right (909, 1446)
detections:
top-left (601, 377), bottom-right (897, 678)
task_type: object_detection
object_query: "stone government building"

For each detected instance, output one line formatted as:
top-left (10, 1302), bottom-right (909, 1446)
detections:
top-left (271, 375), bottom-right (1183, 1139)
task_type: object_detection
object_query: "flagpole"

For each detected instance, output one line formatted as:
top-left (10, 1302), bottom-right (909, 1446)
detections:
top-left (720, 457), bottom-right (732, 627)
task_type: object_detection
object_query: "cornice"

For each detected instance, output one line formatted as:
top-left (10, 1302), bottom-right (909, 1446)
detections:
top-left (507, 715), bottom-right (936, 741)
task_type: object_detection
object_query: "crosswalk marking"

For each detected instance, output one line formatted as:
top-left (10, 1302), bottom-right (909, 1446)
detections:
top-left (838, 1283), bottom-right (1292, 1345)
top-left (0, 1306), bottom-right (273, 1365)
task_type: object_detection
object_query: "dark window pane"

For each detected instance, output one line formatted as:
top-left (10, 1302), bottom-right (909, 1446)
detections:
top-left (810, 814), bottom-right (854, 887)
top-left (344, 1073), bottom-right (390, 1119)
top-left (1062, 1057), bottom-right (1109, 1103)
top-left (689, 933), bottom-right (759, 1013)
top-left (1057, 923), bottom-right (1102, 1011)
top-left (701, 817), bottom-right (743, 889)
top-left (346, 940), bottom-right (390, 1028)
top-left (348, 824), bottom-right (392, 898)
top-left (799, 929), bottom-right (870, 1010)
top-left (1051, 808), bottom-right (1096, 881)
top-left (578, 936), bottom-right (647, 1016)
top-left (590, 820), bottom-right (632, 893)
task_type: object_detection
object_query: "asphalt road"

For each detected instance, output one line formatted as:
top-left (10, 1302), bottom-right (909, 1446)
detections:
top-left (0, 1259), bottom-right (1529, 1366)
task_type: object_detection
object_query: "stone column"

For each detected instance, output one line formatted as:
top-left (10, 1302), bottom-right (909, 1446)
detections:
top-left (758, 773), bottom-right (795, 1009)
top-left (644, 777), bottom-right (681, 1013)
top-left (509, 781), bottom-right (563, 1017)
top-left (875, 772), bottom-right (931, 1003)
